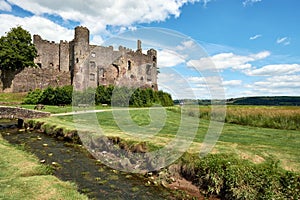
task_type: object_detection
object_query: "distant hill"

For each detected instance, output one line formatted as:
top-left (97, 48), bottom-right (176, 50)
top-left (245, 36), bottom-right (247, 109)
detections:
top-left (227, 96), bottom-right (300, 106)
top-left (174, 96), bottom-right (300, 106)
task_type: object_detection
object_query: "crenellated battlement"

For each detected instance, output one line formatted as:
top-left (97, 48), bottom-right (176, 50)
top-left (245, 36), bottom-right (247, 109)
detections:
top-left (30, 26), bottom-right (158, 91)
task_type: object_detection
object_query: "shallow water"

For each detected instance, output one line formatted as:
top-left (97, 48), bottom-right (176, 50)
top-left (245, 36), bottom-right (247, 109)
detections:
top-left (1, 124), bottom-right (177, 200)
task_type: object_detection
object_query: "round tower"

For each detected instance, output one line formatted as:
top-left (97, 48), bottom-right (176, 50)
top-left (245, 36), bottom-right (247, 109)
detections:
top-left (72, 26), bottom-right (90, 90)
top-left (74, 26), bottom-right (89, 44)
top-left (73, 26), bottom-right (90, 65)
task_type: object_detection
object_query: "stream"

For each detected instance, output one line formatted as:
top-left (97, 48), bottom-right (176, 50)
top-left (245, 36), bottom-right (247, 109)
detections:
top-left (0, 121), bottom-right (182, 200)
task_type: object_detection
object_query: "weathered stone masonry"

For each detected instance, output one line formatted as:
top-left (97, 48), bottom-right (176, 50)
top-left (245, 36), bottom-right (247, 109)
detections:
top-left (0, 26), bottom-right (158, 92)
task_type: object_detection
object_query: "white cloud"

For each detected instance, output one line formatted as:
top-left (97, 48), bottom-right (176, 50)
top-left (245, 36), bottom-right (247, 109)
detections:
top-left (6, 0), bottom-right (203, 35)
top-left (243, 0), bottom-right (262, 7)
top-left (244, 75), bottom-right (300, 96)
top-left (91, 35), bottom-right (104, 45)
top-left (187, 51), bottom-right (270, 71)
top-left (0, 0), bottom-right (11, 11)
top-left (276, 37), bottom-right (290, 45)
top-left (245, 64), bottom-right (300, 76)
top-left (223, 80), bottom-right (242, 86)
top-left (176, 40), bottom-right (196, 51)
top-left (249, 34), bottom-right (261, 40)
top-left (0, 14), bottom-right (73, 42)
top-left (157, 49), bottom-right (186, 67)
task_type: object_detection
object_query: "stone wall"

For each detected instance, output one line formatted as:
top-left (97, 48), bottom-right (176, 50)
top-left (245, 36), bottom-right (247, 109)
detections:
top-left (5, 67), bottom-right (71, 92)
top-left (34, 35), bottom-right (60, 70)
top-left (0, 106), bottom-right (50, 119)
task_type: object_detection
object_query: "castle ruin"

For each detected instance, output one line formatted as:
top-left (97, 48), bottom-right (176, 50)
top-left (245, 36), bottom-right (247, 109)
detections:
top-left (0, 26), bottom-right (158, 92)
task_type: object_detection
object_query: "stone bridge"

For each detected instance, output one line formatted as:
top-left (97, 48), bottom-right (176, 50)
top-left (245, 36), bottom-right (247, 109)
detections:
top-left (0, 106), bottom-right (50, 128)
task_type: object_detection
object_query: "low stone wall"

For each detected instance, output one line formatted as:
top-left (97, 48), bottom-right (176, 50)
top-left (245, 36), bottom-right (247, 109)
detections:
top-left (0, 67), bottom-right (71, 93)
top-left (0, 106), bottom-right (50, 119)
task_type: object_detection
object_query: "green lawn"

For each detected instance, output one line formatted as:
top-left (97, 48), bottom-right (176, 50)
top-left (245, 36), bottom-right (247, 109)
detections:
top-left (38, 108), bottom-right (300, 172)
top-left (0, 135), bottom-right (88, 200)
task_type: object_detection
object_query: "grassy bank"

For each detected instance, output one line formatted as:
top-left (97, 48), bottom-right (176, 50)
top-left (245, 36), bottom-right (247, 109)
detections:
top-left (30, 108), bottom-right (300, 172)
top-left (27, 108), bottom-right (300, 199)
top-left (0, 134), bottom-right (88, 200)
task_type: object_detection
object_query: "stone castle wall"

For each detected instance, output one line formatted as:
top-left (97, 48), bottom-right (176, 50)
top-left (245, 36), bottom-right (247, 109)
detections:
top-left (9, 67), bottom-right (71, 92)
top-left (0, 26), bottom-right (158, 93)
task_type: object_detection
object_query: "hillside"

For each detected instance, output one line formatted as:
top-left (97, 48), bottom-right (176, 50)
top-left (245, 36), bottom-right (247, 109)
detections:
top-left (227, 96), bottom-right (300, 106)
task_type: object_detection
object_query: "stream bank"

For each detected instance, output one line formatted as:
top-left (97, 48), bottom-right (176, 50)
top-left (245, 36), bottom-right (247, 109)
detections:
top-left (1, 120), bottom-right (204, 199)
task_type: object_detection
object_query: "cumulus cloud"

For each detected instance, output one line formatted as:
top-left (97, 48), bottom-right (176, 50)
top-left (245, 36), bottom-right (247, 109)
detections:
top-left (245, 64), bottom-right (300, 76)
top-left (157, 49), bottom-right (186, 67)
top-left (0, 14), bottom-right (73, 42)
top-left (244, 75), bottom-right (300, 96)
top-left (249, 34), bottom-right (261, 40)
top-left (6, 0), bottom-right (204, 35)
top-left (0, 0), bottom-right (11, 11)
top-left (187, 51), bottom-right (270, 71)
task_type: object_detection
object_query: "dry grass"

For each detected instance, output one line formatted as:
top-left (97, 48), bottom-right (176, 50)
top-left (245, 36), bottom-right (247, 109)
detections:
top-left (198, 106), bottom-right (300, 130)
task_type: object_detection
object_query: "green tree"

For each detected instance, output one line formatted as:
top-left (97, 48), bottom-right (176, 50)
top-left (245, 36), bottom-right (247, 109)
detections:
top-left (0, 26), bottom-right (37, 90)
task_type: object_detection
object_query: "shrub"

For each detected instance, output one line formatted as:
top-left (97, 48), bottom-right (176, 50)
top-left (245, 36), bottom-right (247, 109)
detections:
top-left (24, 85), bottom-right (173, 107)
top-left (179, 153), bottom-right (300, 199)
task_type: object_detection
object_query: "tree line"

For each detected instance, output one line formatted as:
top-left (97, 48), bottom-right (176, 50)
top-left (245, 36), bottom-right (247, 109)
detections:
top-left (24, 85), bottom-right (174, 107)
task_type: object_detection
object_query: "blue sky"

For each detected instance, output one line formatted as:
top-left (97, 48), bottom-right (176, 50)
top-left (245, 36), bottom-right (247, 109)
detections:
top-left (0, 0), bottom-right (299, 99)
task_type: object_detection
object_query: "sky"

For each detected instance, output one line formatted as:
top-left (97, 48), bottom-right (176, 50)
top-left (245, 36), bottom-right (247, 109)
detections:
top-left (0, 0), bottom-right (299, 99)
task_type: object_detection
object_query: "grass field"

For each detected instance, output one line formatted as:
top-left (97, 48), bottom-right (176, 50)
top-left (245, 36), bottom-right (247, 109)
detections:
top-left (0, 92), bottom-right (27, 104)
top-left (0, 135), bottom-right (88, 200)
top-left (36, 107), bottom-right (300, 173)
top-left (198, 105), bottom-right (300, 130)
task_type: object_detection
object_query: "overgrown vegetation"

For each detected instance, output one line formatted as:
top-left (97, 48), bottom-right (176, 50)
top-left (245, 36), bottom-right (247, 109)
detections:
top-left (194, 106), bottom-right (300, 130)
top-left (24, 85), bottom-right (174, 107)
top-left (179, 153), bottom-right (300, 200)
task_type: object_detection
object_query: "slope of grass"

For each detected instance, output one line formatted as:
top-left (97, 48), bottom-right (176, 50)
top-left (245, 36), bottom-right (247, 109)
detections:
top-left (35, 108), bottom-right (300, 172)
top-left (0, 135), bottom-right (88, 200)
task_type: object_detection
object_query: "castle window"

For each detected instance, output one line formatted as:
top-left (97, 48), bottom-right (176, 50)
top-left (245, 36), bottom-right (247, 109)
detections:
top-left (130, 74), bottom-right (135, 79)
top-left (146, 64), bottom-right (152, 75)
top-left (76, 58), bottom-right (79, 63)
top-left (91, 52), bottom-right (96, 58)
top-left (127, 60), bottom-right (131, 70)
top-left (89, 73), bottom-right (95, 81)
top-left (140, 77), bottom-right (144, 81)
top-left (153, 56), bottom-right (156, 62)
top-left (90, 61), bottom-right (96, 68)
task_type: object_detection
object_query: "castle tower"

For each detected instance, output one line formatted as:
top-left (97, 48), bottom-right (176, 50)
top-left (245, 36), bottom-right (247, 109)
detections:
top-left (71, 26), bottom-right (90, 89)
top-left (73, 26), bottom-right (90, 64)
top-left (137, 40), bottom-right (142, 53)
top-left (147, 49), bottom-right (158, 90)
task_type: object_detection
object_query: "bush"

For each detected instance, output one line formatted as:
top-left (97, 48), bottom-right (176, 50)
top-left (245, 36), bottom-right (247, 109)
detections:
top-left (179, 153), bottom-right (300, 199)
top-left (23, 85), bottom-right (173, 107)
top-left (23, 89), bottom-right (43, 104)
top-left (23, 85), bottom-right (73, 105)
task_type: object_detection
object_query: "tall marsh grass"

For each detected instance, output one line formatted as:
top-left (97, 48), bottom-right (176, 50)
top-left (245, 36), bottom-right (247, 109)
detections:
top-left (224, 106), bottom-right (300, 130)
top-left (169, 106), bottom-right (300, 130)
